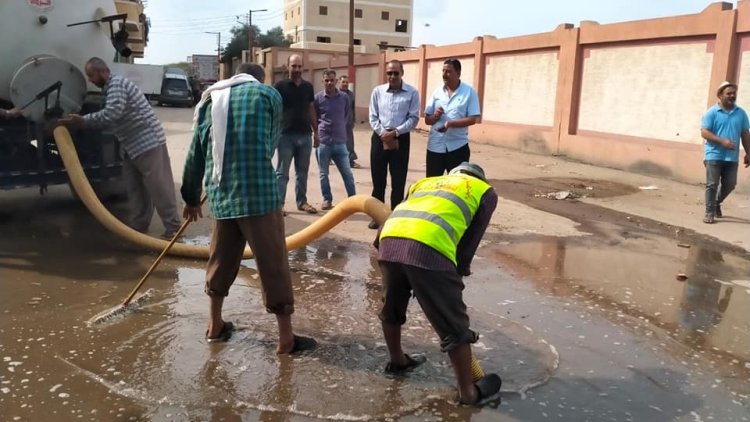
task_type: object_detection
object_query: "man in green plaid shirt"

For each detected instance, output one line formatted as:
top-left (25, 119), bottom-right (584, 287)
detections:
top-left (181, 64), bottom-right (317, 354)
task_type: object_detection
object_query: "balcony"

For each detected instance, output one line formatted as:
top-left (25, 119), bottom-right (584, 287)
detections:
top-left (114, 0), bottom-right (147, 58)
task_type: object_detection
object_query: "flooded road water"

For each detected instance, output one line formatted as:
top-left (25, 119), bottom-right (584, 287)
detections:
top-left (1, 177), bottom-right (749, 421)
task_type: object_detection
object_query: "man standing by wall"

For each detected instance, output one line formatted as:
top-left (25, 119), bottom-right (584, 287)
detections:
top-left (182, 63), bottom-right (316, 353)
top-left (700, 81), bottom-right (750, 224)
top-left (424, 58), bottom-right (481, 178)
top-left (368, 59), bottom-right (420, 229)
top-left (58, 57), bottom-right (182, 239)
top-left (374, 162), bottom-right (501, 405)
top-left (338, 74), bottom-right (360, 168)
top-left (274, 54), bottom-right (319, 215)
top-left (314, 69), bottom-right (356, 210)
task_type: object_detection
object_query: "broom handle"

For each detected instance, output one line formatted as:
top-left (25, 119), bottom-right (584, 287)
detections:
top-left (122, 194), bottom-right (208, 306)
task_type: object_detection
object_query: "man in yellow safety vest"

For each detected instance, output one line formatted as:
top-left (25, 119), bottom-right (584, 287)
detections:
top-left (374, 162), bottom-right (501, 405)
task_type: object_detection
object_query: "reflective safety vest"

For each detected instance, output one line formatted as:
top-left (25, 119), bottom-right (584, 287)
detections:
top-left (379, 174), bottom-right (491, 265)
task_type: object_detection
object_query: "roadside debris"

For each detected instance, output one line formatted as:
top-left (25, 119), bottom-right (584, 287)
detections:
top-left (535, 190), bottom-right (578, 200)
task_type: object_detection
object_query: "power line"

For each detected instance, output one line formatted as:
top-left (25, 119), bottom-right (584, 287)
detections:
top-left (151, 8), bottom-right (282, 24)
top-left (250, 10), bottom-right (284, 19)
top-left (150, 26), bottom-right (236, 35)
top-left (152, 18), bottom-right (237, 29)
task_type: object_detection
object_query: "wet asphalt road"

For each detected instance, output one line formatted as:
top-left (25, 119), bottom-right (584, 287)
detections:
top-left (1, 108), bottom-right (749, 421)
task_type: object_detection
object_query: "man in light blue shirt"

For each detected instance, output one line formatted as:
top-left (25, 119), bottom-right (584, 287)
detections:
top-left (700, 81), bottom-right (750, 223)
top-left (424, 58), bottom-right (481, 177)
top-left (368, 59), bottom-right (420, 229)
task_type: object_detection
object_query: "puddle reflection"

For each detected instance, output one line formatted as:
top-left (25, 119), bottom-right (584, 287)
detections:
top-left (484, 232), bottom-right (750, 392)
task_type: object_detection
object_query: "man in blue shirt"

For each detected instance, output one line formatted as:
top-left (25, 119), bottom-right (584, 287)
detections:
top-left (700, 81), bottom-right (750, 223)
top-left (314, 69), bottom-right (356, 210)
top-left (424, 58), bottom-right (481, 178)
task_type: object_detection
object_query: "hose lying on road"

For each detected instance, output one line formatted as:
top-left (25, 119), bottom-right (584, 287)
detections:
top-left (53, 126), bottom-right (391, 259)
top-left (55, 126), bottom-right (488, 382)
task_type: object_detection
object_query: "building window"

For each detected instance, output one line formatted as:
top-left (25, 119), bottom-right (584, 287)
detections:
top-left (317, 36), bottom-right (331, 43)
top-left (353, 39), bottom-right (361, 45)
top-left (355, 8), bottom-right (363, 18)
top-left (381, 11), bottom-right (389, 20)
top-left (395, 19), bottom-right (408, 33)
top-left (319, 5), bottom-right (327, 15)
top-left (285, 13), bottom-right (287, 20)
top-left (291, 10), bottom-right (294, 18)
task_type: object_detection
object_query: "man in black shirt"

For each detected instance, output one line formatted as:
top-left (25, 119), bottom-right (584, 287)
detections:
top-left (274, 54), bottom-right (319, 214)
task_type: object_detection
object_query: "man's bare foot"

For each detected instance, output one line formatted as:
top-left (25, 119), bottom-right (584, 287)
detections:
top-left (276, 335), bottom-right (317, 354)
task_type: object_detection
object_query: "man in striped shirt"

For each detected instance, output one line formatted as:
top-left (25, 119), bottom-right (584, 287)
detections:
top-left (181, 63), bottom-right (316, 353)
top-left (58, 57), bottom-right (181, 239)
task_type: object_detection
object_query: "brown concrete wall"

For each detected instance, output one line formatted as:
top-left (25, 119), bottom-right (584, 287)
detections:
top-left (483, 50), bottom-right (559, 128)
top-left (577, 40), bottom-right (713, 144)
top-left (738, 36), bottom-right (750, 109)
top-left (354, 65), bottom-right (379, 119)
top-left (266, 1), bottom-right (750, 190)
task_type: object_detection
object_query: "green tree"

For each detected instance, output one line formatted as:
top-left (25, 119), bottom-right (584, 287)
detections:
top-left (221, 25), bottom-right (290, 63)
top-left (257, 26), bottom-right (290, 49)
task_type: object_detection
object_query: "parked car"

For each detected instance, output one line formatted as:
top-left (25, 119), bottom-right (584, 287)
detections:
top-left (158, 71), bottom-right (193, 107)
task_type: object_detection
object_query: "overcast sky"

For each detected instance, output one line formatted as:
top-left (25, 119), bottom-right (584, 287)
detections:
top-left (141, 0), bottom-right (738, 65)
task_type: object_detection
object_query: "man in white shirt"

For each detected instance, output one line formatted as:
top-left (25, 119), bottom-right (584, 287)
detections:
top-left (368, 60), bottom-right (420, 229)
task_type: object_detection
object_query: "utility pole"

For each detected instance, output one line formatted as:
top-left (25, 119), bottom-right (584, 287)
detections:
top-left (246, 9), bottom-right (267, 63)
top-left (348, 0), bottom-right (355, 84)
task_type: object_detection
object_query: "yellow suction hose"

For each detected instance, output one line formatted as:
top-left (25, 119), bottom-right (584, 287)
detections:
top-left (53, 126), bottom-right (484, 380)
top-left (53, 126), bottom-right (390, 259)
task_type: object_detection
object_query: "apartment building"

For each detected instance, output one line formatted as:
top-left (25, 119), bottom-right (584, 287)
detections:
top-left (283, 0), bottom-right (413, 53)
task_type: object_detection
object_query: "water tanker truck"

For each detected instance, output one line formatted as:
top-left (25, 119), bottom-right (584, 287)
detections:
top-left (0, 0), bottom-right (141, 194)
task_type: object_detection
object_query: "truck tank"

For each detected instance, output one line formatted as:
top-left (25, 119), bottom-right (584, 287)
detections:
top-left (0, 0), bottom-right (136, 193)
top-left (0, 0), bottom-right (119, 120)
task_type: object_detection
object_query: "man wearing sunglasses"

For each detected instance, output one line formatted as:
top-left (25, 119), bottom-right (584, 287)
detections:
top-left (368, 60), bottom-right (420, 229)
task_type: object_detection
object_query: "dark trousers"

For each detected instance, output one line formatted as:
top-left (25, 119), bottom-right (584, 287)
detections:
top-left (370, 131), bottom-right (410, 209)
top-left (704, 160), bottom-right (738, 214)
top-left (426, 143), bottom-right (471, 177)
top-left (346, 123), bottom-right (357, 163)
